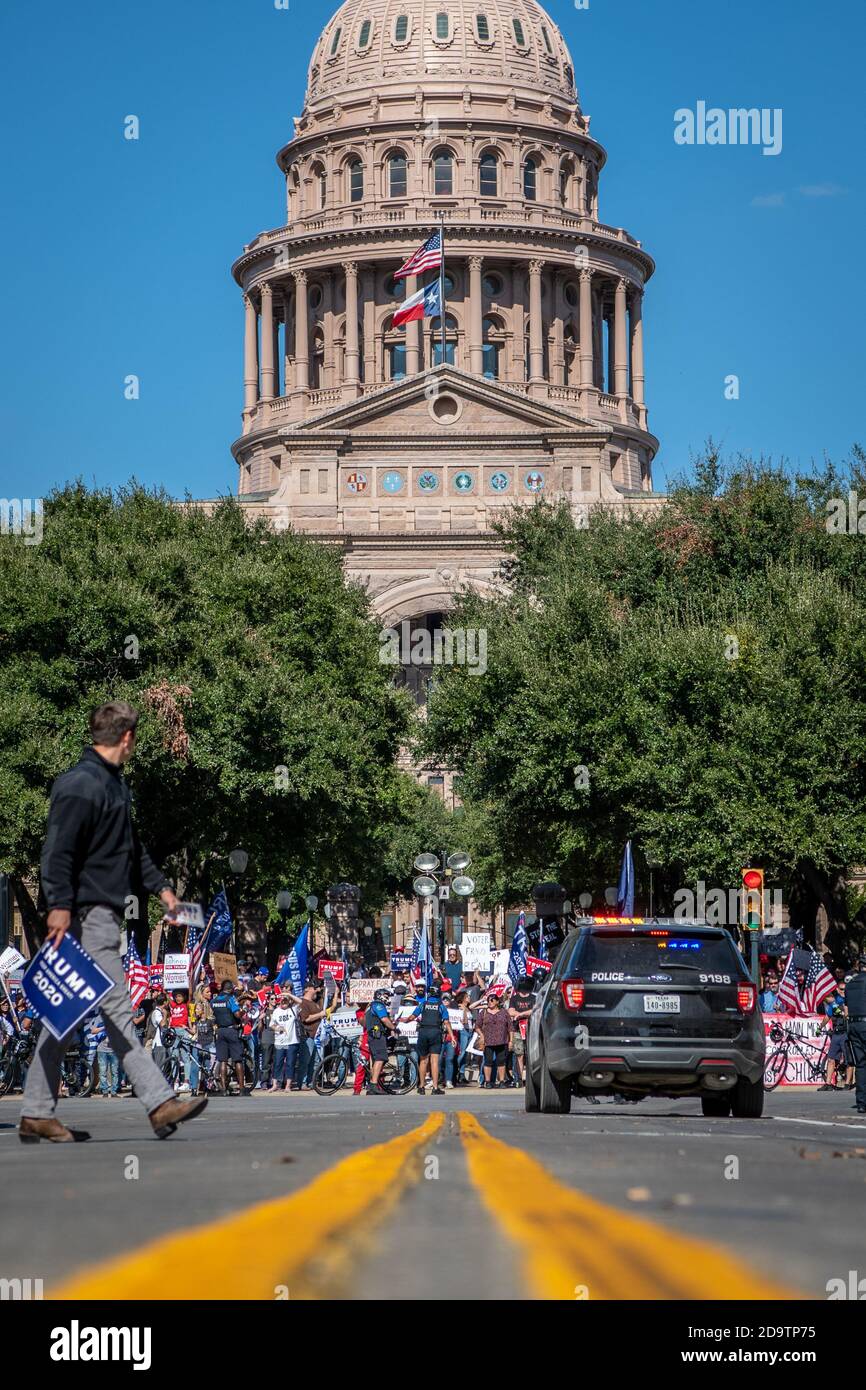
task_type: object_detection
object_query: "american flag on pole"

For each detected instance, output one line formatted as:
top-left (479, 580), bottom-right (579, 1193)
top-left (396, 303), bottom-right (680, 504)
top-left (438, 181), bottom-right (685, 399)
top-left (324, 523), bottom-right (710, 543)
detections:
top-left (394, 229), bottom-right (442, 280)
top-left (188, 925), bottom-right (206, 988)
top-left (123, 936), bottom-right (149, 1008)
top-left (776, 947), bottom-right (836, 1016)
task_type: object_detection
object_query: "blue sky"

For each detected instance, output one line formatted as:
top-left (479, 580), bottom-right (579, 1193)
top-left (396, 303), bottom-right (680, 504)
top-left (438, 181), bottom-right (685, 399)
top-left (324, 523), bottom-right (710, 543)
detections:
top-left (1, 0), bottom-right (863, 499)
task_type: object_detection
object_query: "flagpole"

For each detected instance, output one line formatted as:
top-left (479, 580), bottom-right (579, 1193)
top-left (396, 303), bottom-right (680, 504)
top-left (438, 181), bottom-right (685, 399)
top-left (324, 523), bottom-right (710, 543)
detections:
top-left (438, 212), bottom-right (446, 366)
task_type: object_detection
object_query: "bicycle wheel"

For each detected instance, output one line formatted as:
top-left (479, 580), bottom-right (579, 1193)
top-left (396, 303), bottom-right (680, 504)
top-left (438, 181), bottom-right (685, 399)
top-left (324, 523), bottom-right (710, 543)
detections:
top-left (79, 1061), bottom-right (96, 1097)
top-left (385, 1054), bottom-right (418, 1096)
top-left (764, 1048), bottom-right (788, 1091)
top-left (0, 1058), bottom-right (17, 1096)
top-left (314, 1055), bottom-right (348, 1096)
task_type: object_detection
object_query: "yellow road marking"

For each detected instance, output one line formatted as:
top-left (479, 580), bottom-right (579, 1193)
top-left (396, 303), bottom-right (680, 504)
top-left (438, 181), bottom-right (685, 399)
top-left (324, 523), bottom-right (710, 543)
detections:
top-left (458, 1113), bottom-right (796, 1300)
top-left (53, 1113), bottom-right (444, 1301)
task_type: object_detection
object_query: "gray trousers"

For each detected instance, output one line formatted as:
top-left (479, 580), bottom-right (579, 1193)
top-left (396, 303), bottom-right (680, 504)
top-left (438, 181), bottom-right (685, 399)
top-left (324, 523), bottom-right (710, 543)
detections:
top-left (22, 906), bottom-right (174, 1120)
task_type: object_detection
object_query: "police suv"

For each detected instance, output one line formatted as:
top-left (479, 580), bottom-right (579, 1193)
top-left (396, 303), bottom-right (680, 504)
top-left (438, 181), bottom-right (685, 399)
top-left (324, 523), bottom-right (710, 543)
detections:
top-left (524, 917), bottom-right (765, 1117)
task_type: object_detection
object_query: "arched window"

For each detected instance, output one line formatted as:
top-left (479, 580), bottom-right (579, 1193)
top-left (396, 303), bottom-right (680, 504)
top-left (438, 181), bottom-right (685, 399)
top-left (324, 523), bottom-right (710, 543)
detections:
top-left (564, 64), bottom-right (574, 90)
top-left (560, 159), bottom-right (574, 208)
top-left (541, 25), bottom-right (553, 55)
top-left (329, 26), bottom-right (343, 56)
top-left (513, 18), bottom-right (527, 47)
top-left (348, 158), bottom-right (364, 203)
top-left (383, 315), bottom-right (407, 381)
top-left (388, 152), bottom-right (408, 198)
top-left (357, 19), bottom-right (372, 50)
top-left (429, 314), bottom-right (459, 367)
top-left (312, 164), bottom-right (327, 210)
top-left (436, 12), bottom-right (450, 40)
top-left (311, 329), bottom-right (325, 389)
top-left (475, 14), bottom-right (490, 41)
top-left (394, 13), bottom-right (409, 42)
top-left (482, 316), bottom-right (504, 379)
top-left (479, 152), bottom-right (499, 197)
top-left (433, 149), bottom-right (454, 196)
top-left (523, 158), bottom-right (537, 201)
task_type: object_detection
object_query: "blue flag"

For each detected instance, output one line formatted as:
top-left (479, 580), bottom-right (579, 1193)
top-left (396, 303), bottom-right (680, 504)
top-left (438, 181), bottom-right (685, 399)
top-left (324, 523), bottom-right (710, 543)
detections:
top-left (416, 920), bottom-right (433, 990)
top-left (206, 886), bottom-right (234, 952)
top-left (616, 839), bottom-right (635, 917)
top-left (507, 911), bottom-right (528, 984)
top-left (276, 921), bottom-right (310, 994)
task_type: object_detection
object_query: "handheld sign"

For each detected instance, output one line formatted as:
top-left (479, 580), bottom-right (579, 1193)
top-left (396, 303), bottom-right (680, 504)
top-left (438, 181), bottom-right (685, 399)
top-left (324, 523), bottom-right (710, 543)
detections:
top-left (526, 956), bottom-right (552, 974)
top-left (164, 953), bottom-right (191, 991)
top-left (171, 902), bottom-right (206, 930)
top-left (22, 935), bottom-right (114, 1041)
top-left (317, 959), bottom-right (346, 982)
top-left (390, 951), bottom-right (412, 973)
top-left (0, 946), bottom-right (26, 979)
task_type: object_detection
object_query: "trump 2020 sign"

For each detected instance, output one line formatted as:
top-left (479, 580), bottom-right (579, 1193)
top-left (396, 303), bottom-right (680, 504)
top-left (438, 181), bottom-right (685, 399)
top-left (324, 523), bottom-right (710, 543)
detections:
top-left (23, 934), bottom-right (115, 1040)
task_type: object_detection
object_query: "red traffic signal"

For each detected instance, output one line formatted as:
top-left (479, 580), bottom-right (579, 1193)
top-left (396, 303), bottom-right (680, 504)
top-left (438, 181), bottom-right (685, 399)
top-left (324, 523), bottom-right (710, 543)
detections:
top-left (742, 869), bottom-right (763, 891)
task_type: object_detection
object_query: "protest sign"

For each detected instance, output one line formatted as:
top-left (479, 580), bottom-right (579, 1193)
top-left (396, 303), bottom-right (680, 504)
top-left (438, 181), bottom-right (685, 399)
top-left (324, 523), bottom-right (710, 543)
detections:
top-left (526, 956), bottom-right (552, 974)
top-left (0, 946), bottom-right (26, 979)
top-left (164, 953), bottom-right (191, 991)
top-left (172, 902), bottom-right (205, 931)
top-left (348, 978), bottom-right (378, 1003)
top-left (460, 933), bottom-right (491, 972)
top-left (763, 1014), bottom-right (830, 1087)
top-left (22, 935), bottom-right (114, 1041)
top-left (390, 951), bottom-right (412, 972)
top-left (210, 951), bottom-right (238, 984)
top-left (148, 964), bottom-right (164, 990)
top-left (317, 959), bottom-right (346, 982)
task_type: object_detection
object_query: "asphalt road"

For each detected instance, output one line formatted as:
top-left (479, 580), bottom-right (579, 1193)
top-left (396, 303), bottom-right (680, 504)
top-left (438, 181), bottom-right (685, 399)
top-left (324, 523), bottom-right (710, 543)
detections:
top-left (1, 1086), bottom-right (864, 1300)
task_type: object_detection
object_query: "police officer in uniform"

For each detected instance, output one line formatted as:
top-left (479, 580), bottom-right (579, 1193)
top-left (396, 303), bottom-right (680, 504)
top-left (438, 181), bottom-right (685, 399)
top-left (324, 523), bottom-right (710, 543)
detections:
top-left (410, 986), bottom-right (454, 1095)
top-left (846, 957), bottom-right (866, 1114)
top-left (212, 980), bottom-right (248, 1096)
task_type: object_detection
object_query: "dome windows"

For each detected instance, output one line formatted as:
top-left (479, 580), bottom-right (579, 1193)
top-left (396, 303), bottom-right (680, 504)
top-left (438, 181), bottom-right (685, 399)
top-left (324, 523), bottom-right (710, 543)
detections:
top-left (329, 26), bottom-right (343, 57)
top-left (311, 162), bottom-right (327, 211)
top-left (541, 24), bottom-right (553, 56)
top-left (388, 152), bottom-right (408, 198)
top-left (433, 149), bottom-right (454, 196)
top-left (479, 151), bottom-right (499, 198)
top-left (523, 157), bottom-right (538, 201)
top-left (348, 158), bottom-right (364, 203)
top-left (512, 18), bottom-right (528, 49)
top-left (482, 272), bottom-right (503, 298)
top-left (475, 13), bottom-right (491, 42)
top-left (393, 13), bottom-right (410, 43)
top-left (564, 64), bottom-right (574, 91)
top-left (357, 19), bottom-right (373, 51)
top-left (435, 11), bottom-right (450, 41)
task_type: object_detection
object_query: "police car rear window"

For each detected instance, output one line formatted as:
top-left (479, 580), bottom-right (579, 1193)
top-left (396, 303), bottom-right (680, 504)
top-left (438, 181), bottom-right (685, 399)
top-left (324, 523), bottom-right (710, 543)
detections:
top-left (576, 931), bottom-right (741, 979)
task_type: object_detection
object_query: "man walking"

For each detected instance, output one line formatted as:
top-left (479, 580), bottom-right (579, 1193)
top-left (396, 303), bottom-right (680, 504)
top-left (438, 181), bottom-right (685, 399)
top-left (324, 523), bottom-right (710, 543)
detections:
top-left (845, 957), bottom-right (866, 1115)
top-left (19, 702), bottom-right (208, 1142)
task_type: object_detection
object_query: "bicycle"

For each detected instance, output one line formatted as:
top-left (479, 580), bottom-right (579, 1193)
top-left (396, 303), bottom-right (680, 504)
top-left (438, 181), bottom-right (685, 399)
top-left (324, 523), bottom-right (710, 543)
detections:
top-left (0, 1032), bottom-right (36, 1096)
top-left (764, 1022), bottom-right (829, 1091)
top-left (313, 1032), bottom-right (418, 1096)
top-left (59, 1041), bottom-right (95, 1097)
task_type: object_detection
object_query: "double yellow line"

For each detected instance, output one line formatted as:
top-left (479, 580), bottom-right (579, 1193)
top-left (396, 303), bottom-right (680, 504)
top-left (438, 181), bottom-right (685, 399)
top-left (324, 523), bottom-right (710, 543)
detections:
top-left (54, 1111), bottom-right (794, 1301)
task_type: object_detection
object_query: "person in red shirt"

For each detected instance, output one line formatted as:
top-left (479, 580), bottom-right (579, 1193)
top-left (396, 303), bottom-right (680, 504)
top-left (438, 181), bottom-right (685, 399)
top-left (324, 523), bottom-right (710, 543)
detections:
top-left (168, 991), bottom-right (193, 1091)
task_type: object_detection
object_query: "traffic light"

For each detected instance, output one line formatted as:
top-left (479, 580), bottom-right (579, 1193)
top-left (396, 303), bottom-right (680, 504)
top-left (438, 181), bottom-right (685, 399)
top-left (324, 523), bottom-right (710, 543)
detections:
top-left (741, 868), bottom-right (764, 931)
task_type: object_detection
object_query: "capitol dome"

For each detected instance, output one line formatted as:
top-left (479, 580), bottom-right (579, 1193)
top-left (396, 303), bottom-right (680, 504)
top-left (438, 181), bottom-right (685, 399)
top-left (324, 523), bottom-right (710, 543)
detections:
top-left (306, 0), bottom-right (579, 110)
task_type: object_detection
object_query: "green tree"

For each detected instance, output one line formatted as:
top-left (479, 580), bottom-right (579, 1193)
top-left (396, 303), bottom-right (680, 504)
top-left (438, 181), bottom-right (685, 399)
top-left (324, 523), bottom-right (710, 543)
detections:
top-left (421, 450), bottom-right (866, 955)
top-left (0, 482), bottom-right (426, 924)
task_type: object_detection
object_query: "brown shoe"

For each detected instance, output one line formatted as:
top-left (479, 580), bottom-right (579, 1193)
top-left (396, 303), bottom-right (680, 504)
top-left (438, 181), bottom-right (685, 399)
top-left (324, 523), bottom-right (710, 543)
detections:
top-left (149, 1095), bottom-right (208, 1140)
top-left (19, 1117), bottom-right (91, 1144)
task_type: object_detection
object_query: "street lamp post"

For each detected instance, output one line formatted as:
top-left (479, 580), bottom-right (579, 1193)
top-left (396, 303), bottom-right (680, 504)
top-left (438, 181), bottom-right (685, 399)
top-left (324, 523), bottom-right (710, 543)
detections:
top-left (412, 851), bottom-right (474, 962)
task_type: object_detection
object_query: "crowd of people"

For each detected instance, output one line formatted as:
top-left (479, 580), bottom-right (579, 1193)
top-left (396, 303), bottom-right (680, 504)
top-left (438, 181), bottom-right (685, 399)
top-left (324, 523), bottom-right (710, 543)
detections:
top-left (759, 957), bottom-right (858, 1093)
top-left (0, 945), bottom-right (541, 1100)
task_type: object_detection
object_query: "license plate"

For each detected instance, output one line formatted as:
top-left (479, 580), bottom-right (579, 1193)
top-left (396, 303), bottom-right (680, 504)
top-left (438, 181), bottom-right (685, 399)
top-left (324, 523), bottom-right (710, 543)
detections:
top-left (644, 994), bottom-right (680, 1014)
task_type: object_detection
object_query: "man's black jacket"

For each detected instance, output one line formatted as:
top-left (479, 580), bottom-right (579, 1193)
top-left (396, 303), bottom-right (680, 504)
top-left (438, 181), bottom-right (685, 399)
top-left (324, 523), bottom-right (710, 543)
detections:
top-left (40, 747), bottom-right (170, 918)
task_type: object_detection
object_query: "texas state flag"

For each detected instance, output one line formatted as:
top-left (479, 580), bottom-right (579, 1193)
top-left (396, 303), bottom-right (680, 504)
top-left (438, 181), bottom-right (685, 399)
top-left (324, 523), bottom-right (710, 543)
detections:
top-left (392, 278), bottom-right (442, 328)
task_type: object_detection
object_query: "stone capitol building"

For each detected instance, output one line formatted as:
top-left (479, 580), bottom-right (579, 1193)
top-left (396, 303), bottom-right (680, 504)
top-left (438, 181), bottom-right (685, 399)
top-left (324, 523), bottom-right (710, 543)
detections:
top-left (225, 0), bottom-right (661, 939)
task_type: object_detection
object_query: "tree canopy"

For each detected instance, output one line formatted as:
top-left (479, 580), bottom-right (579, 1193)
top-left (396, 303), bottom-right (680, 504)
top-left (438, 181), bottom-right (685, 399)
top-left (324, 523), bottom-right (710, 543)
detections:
top-left (0, 483), bottom-right (438, 917)
top-left (420, 448), bottom-right (866, 951)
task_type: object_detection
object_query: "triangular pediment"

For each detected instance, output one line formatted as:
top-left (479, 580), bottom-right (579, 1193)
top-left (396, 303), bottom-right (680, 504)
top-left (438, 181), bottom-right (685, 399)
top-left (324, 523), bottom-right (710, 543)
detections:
top-left (278, 365), bottom-right (610, 440)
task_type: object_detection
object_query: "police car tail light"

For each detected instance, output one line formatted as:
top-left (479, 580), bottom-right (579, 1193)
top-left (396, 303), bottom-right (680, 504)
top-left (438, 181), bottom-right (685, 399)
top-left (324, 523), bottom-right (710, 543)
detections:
top-left (737, 983), bottom-right (757, 1013)
top-left (561, 979), bottom-right (585, 1011)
